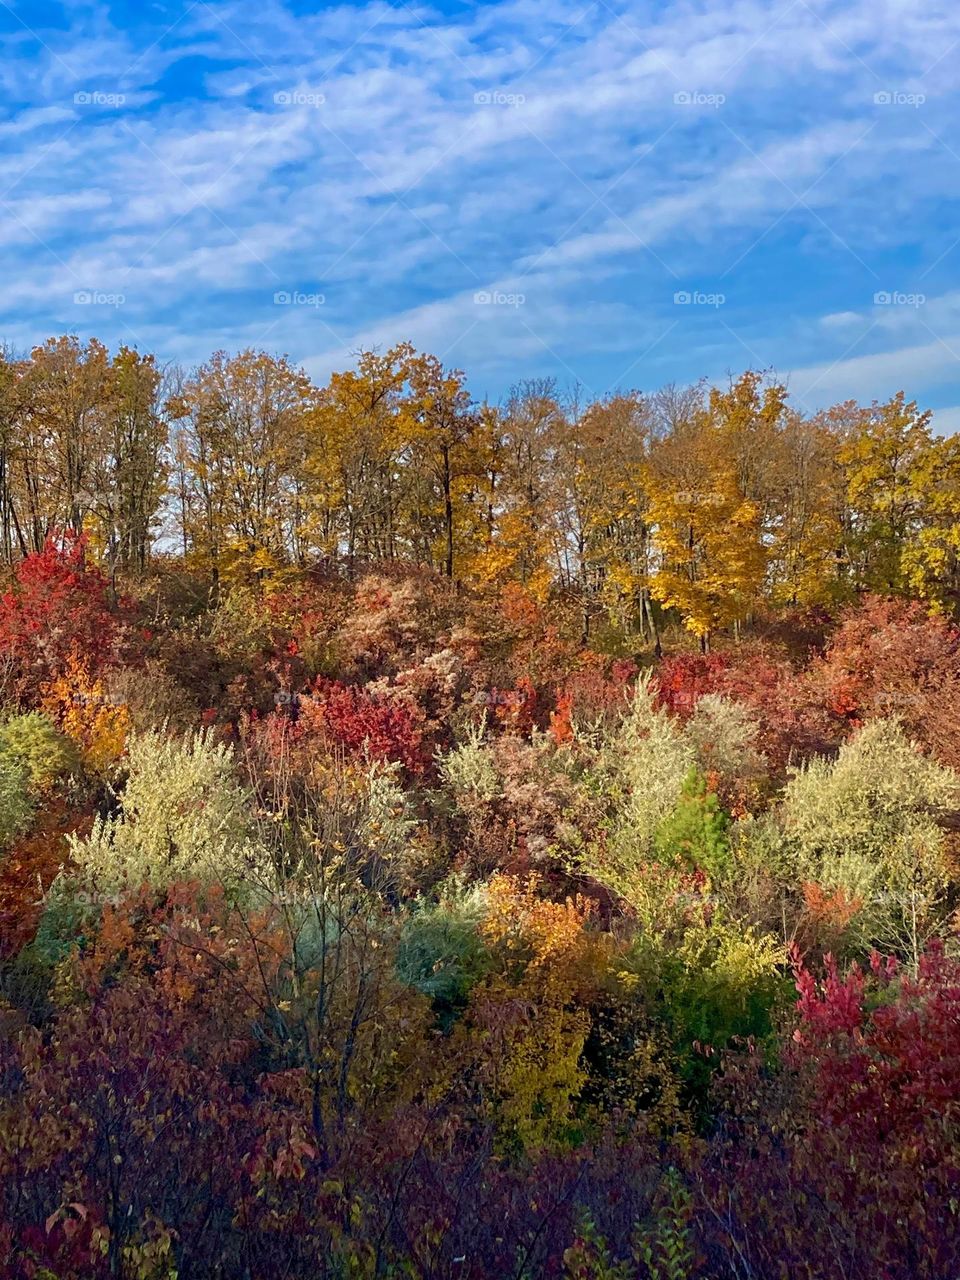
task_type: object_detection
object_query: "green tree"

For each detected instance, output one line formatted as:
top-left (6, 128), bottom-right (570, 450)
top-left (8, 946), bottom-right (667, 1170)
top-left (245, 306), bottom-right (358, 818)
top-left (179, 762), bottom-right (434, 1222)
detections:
top-left (654, 767), bottom-right (732, 881)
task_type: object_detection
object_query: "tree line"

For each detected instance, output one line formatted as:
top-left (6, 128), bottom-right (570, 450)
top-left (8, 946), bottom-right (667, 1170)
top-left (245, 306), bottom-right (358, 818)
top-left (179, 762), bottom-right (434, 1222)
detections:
top-left (2, 335), bottom-right (958, 645)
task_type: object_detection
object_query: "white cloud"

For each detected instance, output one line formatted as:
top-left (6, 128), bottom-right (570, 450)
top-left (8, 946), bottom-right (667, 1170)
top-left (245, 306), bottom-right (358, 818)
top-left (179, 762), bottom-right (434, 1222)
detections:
top-left (929, 404), bottom-right (960, 435)
top-left (820, 310), bottom-right (862, 329)
top-left (0, 0), bottom-right (959, 411)
top-left (788, 334), bottom-right (960, 409)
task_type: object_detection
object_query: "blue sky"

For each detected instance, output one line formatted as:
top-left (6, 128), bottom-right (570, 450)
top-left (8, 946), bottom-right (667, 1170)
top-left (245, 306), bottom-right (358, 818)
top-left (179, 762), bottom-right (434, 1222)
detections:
top-left (2, 0), bottom-right (960, 424)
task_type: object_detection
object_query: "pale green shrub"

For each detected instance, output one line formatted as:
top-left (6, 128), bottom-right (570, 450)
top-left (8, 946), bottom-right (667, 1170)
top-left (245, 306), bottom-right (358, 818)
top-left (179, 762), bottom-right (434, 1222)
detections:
top-left (0, 711), bottom-right (79, 793)
top-left (68, 729), bottom-right (262, 894)
top-left (685, 694), bottom-right (765, 783)
top-left (0, 752), bottom-right (33, 848)
top-left (564, 677), bottom-right (695, 898)
top-left (781, 718), bottom-right (960, 958)
top-left (363, 759), bottom-right (418, 861)
top-left (438, 719), bottom-right (500, 809)
top-left (783, 718), bottom-right (956, 864)
top-left (602, 675), bottom-right (694, 866)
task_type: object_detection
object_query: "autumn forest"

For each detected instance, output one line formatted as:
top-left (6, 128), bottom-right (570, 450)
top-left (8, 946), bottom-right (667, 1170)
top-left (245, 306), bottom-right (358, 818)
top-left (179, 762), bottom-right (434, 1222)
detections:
top-left (0, 335), bottom-right (959, 1278)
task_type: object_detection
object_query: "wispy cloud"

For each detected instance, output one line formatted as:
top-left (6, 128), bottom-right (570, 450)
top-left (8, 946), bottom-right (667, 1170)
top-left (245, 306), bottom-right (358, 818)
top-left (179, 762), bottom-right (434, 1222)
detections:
top-left (1, 0), bottom-right (959, 413)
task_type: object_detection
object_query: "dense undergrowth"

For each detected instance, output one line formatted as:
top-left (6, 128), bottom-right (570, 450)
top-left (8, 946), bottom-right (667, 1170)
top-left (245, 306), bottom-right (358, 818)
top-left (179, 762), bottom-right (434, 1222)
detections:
top-left (0, 537), bottom-right (957, 1280)
top-left (0, 340), bottom-right (958, 1277)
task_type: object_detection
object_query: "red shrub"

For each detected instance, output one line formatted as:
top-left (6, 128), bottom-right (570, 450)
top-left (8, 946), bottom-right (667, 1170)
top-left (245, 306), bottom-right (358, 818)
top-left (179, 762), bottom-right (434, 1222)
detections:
top-left (701, 944), bottom-right (960, 1279)
top-left (654, 647), bottom-right (844, 774)
top-left (654, 653), bottom-right (729, 717)
top-left (470, 583), bottom-right (584, 692)
top-left (490, 675), bottom-right (542, 736)
top-left (813, 595), bottom-right (960, 768)
top-left (559, 654), bottom-right (638, 724)
top-left (548, 691), bottom-right (574, 745)
top-left (717, 653), bottom-right (843, 772)
top-left (298, 678), bottom-right (429, 776)
top-left (0, 534), bottom-right (131, 703)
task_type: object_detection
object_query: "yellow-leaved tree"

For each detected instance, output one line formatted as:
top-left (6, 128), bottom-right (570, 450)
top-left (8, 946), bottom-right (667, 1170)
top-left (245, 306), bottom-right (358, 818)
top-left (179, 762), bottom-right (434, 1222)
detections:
top-left (303, 344), bottom-right (414, 567)
top-left (167, 349), bottom-right (315, 592)
top-left (900, 431), bottom-right (960, 612)
top-left (837, 391), bottom-right (935, 594)
top-left (403, 351), bottom-right (478, 577)
top-left (461, 382), bottom-right (564, 602)
top-left (647, 403), bottom-right (766, 649)
top-left (554, 391), bottom-right (655, 642)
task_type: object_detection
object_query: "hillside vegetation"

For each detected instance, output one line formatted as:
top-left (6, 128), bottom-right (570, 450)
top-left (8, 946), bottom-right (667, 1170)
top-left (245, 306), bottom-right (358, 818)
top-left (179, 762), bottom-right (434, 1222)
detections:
top-left (0, 339), bottom-right (959, 1278)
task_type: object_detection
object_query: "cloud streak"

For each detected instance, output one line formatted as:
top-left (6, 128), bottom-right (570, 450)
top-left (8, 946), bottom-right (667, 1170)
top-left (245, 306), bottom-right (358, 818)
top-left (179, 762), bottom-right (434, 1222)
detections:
top-left (0, 0), bottom-right (958, 413)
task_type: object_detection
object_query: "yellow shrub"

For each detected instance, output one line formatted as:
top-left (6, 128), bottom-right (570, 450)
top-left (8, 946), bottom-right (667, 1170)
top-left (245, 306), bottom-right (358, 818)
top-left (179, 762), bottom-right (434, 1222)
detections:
top-left (463, 875), bottom-right (607, 1150)
top-left (41, 656), bottom-right (130, 774)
